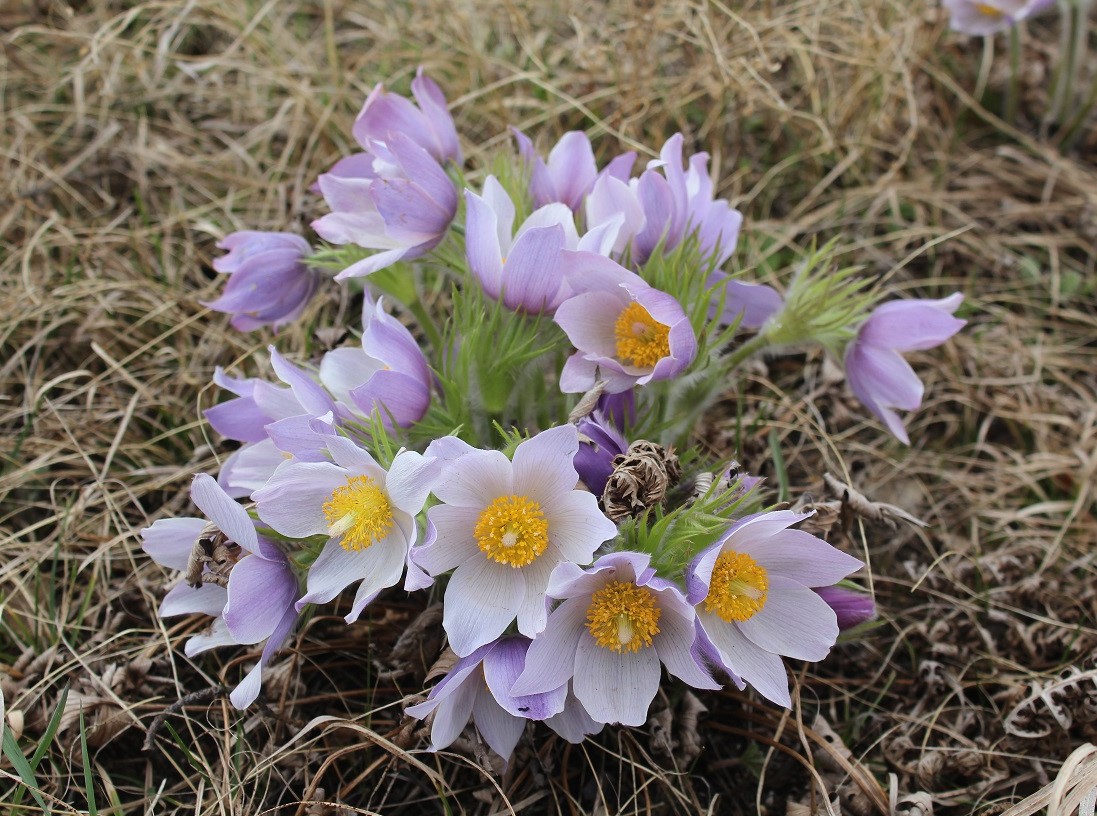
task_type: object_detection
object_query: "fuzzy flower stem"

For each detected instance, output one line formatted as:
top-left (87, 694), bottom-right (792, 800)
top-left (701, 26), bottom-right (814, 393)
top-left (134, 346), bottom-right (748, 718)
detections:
top-left (975, 34), bottom-right (994, 103)
top-left (407, 294), bottom-right (443, 353)
top-left (1006, 25), bottom-right (1022, 123)
top-left (721, 332), bottom-right (770, 374)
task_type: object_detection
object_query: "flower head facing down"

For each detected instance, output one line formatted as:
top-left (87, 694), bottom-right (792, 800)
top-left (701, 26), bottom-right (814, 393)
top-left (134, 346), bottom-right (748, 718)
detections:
top-left (510, 551), bottom-right (718, 726)
top-left (412, 425), bottom-right (619, 656)
top-left (555, 254), bottom-right (697, 394)
top-left (687, 510), bottom-right (863, 707)
top-left (252, 436), bottom-right (436, 623)
top-left (844, 293), bottom-right (966, 444)
top-left (352, 67), bottom-right (461, 164)
top-left (203, 231), bottom-right (321, 332)
top-left (404, 636), bottom-right (567, 763)
top-left (141, 474), bottom-right (298, 708)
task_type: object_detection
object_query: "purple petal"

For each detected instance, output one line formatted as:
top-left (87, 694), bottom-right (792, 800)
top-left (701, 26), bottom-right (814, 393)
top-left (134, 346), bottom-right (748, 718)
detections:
top-left (417, 504), bottom-right (481, 575)
top-left (228, 604), bottom-right (298, 709)
top-left (142, 517), bottom-right (206, 570)
top-left (222, 555), bottom-right (297, 645)
top-left (189, 474), bottom-right (259, 555)
top-left (815, 586), bottom-right (877, 630)
top-left (159, 581), bottom-right (227, 617)
top-left (543, 489), bottom-right (617, 564)
top-left (472, 687), bottom-right (526, 762)
top-left (511, 425), bottom-right (579, 501)
top-left (655, 605), bottom-right (720, 689)
top-left (735, 576), bottom-right (839, 661)
top-left (483, 638), bottom-right (567, 720)
top-left (465, 188), bottom-right (505, 299)
top-left (738, 528), bottom-right (863, 587)
top-left (700, 613), bottom-right (791, 707)
top-left (501, 224), bottom-right (567, 312)
top-left (252, 461), bottom-right (346, 539)
top-left (432, 449), bottom-right (512, 508)
top-left (544, 132), bottom-right (597, 210)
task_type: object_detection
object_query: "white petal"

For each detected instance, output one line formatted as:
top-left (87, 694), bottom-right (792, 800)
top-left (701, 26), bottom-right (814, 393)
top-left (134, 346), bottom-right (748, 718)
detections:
top-left (443, 558), bottom-right (524, 656)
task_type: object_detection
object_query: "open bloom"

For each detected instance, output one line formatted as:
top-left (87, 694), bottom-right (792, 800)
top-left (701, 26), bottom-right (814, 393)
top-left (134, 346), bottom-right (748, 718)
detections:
top-left (412, 425), bottom-right (618, 656)
top-left (352, 67), bottom-right (461, 164)
top-left (203, 231), bottom-right (320, 331)
top-left (687, 510), bottom-right (863, 707)
top-left (141, 474), bottom-right (298, 708)
top-left (253, 436), bottom-right (434, 623)
top-left (944, 0), bottom-right (1054, 36)
top-left (312, 133), bottom-right (457, 280)
top-left (405, 636), bottom-right (567, 763)
top-left (511, 552), bottom-right (718, 726)
top-left (844, 293), bottom-right (965, 444)
top-left (555, 253), bottom-right (697, 394)
top-left (319, 295), bottom-right (432, 428)
top-left (511, 129), bottom-right (635, 211)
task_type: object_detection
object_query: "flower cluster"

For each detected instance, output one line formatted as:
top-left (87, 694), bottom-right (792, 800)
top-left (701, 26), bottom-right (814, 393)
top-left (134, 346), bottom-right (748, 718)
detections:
top-left (144, 69), bottom-right (966, 763)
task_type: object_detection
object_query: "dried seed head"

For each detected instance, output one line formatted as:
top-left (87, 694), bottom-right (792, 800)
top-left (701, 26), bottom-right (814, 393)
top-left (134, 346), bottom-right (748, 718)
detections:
top-left (601, 440), bottom-right (682, 523)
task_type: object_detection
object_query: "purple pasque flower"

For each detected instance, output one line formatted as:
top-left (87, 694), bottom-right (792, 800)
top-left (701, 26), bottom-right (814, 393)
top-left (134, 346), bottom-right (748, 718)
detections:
top-left (319, 295), bottom-right (432, 428)
top-left (206, 349), bottom-right (343, 497)
top-left (352, 67), bottom-right (461, 164)
top-left (412, 425), bottom-right (619, 656)
top-left (686, 510), bottom-right (863, 708)
top-left (312, 133), bottom-right (457, 281)
top-left (405, 636), bottom-right (567, 763)
top-left (203, 231), bottom-right (321, 332)
top-left (844, 293), bottom-right (965, 445)
top-left (713, 279), bottom-right (784, 330)
top-left (555, 253), bottom-right (697, 394)
top-left (815, 586), bottom-right (876, 631)
top-left (574, 411), bottom-right (628, 496)
top-left (511, 128), bottom-right (635, 211)
top-left (141, 474), bottom-right (298, 709)
top-left (252, 436), bottom-right (434, 623)
top-left (944, 0), bottom-right (1054, 36)
top-left (511, 551), bottom-right (719, 726)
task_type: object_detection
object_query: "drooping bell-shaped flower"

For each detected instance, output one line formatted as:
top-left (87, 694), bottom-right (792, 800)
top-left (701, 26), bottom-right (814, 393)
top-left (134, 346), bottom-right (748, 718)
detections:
top-left (843, 293), bottom-right (966, 444)
top-left (141, 474), bottom-right (299, 708)
top-left (203, 231), bottom-right (321, 332)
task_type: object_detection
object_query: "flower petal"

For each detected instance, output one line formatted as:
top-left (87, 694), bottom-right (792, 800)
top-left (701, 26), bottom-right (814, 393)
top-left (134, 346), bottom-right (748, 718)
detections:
top-left (573, 636), bottom-right (661, 726)
top-left (159, 581), bottom-right (227, 617)
top-left (700, 613), bottom-right (791, 707)
top-left (417, 504), bottom-right (481, 575)
top-left (510, 596), bottom-right (586, 696)
top-left (472, 687), bottom-right (526, 763)
top-left (432, 450), bottom-right (512, 508)
top-left (736, 576), bottom-right (839, 661)
top-left (443, 558), bottom-right (524, 656)
top-left (222, 556), bottom-right (297, 645)
top-left (738, 528), bottom-right (863, 587)
top-left (141, 517), bottom-right (206, 570)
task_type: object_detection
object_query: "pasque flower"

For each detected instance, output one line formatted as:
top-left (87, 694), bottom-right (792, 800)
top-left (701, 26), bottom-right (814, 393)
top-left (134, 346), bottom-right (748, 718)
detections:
top-left (686, 510), bottom-right (863, 707)
top-left (554, 253), bottom-right (697, 394)
top-left (319, 295), bottom-right (432, 428)
top-left (511, 129), bottom-right (635, 211)
top-left (944, 0), bottom-right (1054, 36)
top-left (815, 585), bottom-right (877, 630)
top-left (352, 67), bottom-right (461, 164)
top-left (405, 636), bottom-right (567, 763)
top-left (141, 474), bottom-right (298, 708)
top-left (203, 231), bottom-right (321, 331)
top-left (412, 425), bottom-right (618, 656)
top-left (253, 436), bottom-right (434, 623)
top-left (511, 552), bottom-right (718, 726)
top-left (844, 293), bottom-right (965, 444)
top-left (312, 133), bottom-right (457, 280)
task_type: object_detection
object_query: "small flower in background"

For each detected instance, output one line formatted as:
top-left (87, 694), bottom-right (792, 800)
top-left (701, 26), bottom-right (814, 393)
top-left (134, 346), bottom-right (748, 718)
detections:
top-left (412, 425), bottom-right (618, 656)
top-left (511, 129), bottom-right (635, 212)
top-left (141, 474), bottom-right (299, 708)
top-left (943, 0), bottom-right (1054, 36)
top-left (687, 510), bottom-right (863, 707)
top-left (252, 436), bottom-right (435, 623)
top-left (203, 231), bottom-right (321, 332)
top-left (312, 133), bottom-right (458, 280)
top-left (405, 636), bottom-right (567, 763)
top-left (844, 293), bottom-right (966, 445)
top-left (555, 254), bottom-right (697, 394)
top-left (511, 551), bottom-right (718, 726)
top-left (319, 295), bottom-right (433, 428)
top-left (353, 67), bottom-right (462, 165)
top-left (711, 279), bottom-right (784, 330)
top-left (815, 585), bottom-right (877, 631)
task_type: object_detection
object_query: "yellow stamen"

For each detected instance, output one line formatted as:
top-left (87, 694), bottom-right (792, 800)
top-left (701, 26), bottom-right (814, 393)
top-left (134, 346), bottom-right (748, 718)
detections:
top-left (585, 580), bottom-right (662, 652)
top-left (974, 3), bottom-right (1004, 16)
top-left (323, 475), bottom-right (394, 551)
top-left (704, 550), bottom-right (769, 622)
top-left (473, 495), bottom-right (549, 567)
top-left (613, 301), bottom-right (670, 368)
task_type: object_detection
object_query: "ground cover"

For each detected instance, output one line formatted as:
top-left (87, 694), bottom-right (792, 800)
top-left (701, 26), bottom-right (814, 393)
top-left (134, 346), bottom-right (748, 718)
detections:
top-left (2, 1), bottom-right (1096, 813)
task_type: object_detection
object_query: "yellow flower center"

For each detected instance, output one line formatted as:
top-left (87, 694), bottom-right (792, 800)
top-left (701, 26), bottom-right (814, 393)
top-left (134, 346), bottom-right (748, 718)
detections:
top-left (613, 301), bottom-right (670, 368)
top-left (974, 3), bottom-right (1004, 16)
top-left (585, 580), bottom-right (662, 652)
top-left (323, 475), bottom-right (394, 551)
top-left (704, 550), bottom-right (769, 622)
top-left (473, 495), bottom-right (549, 568)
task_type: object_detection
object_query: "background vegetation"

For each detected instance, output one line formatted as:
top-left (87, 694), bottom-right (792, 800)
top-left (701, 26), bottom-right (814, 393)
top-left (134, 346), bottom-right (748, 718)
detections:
top-left (2, 0), bottom-right (1095, 813)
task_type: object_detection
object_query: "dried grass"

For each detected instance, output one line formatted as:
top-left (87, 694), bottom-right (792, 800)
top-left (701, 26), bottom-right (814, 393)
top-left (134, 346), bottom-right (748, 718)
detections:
top-left (2, 0), bottom-right (1096, 813)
